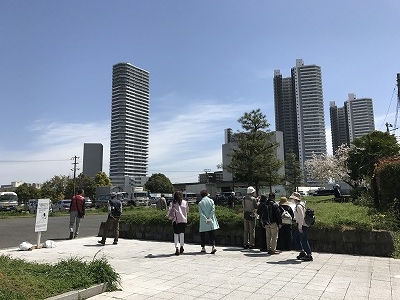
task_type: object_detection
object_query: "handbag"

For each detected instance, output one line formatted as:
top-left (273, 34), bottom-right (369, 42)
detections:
top-left (77, 210), bottom-right (85, 218)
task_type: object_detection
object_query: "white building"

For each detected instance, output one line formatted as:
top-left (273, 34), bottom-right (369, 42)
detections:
top-left (109, 63), bottom-right (150, 189)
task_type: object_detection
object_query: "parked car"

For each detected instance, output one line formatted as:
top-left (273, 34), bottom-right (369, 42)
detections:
top-left (95, 194), bottom-right (111, 209)
top-left (312, 189), bottom-right (335, 196)
top-left (84, 197), bottom-right (93, 208)
top-left (53, 199), bottom-right (71, 212)
top-left (25, 199), bottom-right (38, 214)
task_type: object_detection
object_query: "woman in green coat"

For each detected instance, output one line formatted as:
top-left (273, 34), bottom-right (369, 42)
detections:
top-left (198, 189), bottom-right (220, 254)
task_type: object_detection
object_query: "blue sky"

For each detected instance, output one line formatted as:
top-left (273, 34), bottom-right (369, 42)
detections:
top-left (1, 1), bottom-right (399, 185)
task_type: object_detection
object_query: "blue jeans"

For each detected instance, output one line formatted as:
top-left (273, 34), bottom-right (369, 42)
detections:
top-left (294, 226), bottom-right (312, 255)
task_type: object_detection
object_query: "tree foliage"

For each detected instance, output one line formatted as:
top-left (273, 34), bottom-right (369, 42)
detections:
top-left (347, 131), bottom-right (400, 183)
top-left (17, 172), bottom-right (112, 202)
top-left (227, 109), bottom-right (282, 194)
top-left (305, 144), bottom-right (351, 186)
top-left (285, 152), bottom-right (302, 193)
top-left (94, 172), bottom-right (112, 187)
top-left (144, 173), bottom-right (174, 193)
top-left (15, 183), bottom-right (41, 204)
top-left (41, 175), bottom-right (70, 201)
top-left (375, 156), bottom-right (400, 209)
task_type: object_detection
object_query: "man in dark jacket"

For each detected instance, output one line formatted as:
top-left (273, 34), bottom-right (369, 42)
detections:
top-left (98, 192), bottom-right (122, 245)
top-left (256, 192), bottom-right (282, 254)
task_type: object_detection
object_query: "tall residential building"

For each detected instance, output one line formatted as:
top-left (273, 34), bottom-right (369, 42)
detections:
top-left (82, 143), bottom-right (103, 178)
top-left (274, 59), bottom-right (326, 183)
top-left (329, 102), bottom-right (349, 152)
top-left (273, 70), bottom-right (298, 158)
top-left (109, 63), bottom-right (150, 188)
top-left (330, 93), bottom-right (375, 153)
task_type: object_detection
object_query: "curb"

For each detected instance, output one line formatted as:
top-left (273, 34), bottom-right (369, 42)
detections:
top-left (46, 283), bottom-right (107, 300)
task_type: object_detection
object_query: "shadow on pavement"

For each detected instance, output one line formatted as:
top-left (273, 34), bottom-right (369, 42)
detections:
top-left (267, 259), bottom-right (302, 265)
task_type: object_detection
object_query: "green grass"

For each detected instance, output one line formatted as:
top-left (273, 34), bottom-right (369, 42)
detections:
top-left (120, 197), bottom-right (400, 232)
top-left (0, 254), bottom-right (120, 300)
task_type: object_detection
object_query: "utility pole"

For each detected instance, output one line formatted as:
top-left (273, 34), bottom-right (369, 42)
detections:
top-left (71, 156), bottom-right (80, 196)
top-left (385, 122), bottom-right (393, 133)
top-left (394, 73), bottom-right (400, 136)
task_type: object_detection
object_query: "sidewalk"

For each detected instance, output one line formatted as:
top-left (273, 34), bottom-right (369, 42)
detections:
top-left (1, 236), bottom-right (400, 300)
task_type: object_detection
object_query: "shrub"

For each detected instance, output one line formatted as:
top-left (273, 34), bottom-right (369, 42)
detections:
top-left (375, 156), bottom-right (400, 209)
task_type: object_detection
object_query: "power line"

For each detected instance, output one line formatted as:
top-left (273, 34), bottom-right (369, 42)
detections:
top-left (0, 159), bottom-right (71, 163)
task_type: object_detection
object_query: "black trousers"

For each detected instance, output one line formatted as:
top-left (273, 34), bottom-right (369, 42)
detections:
top-left (277, 224), bottom-right (292, 251)
top-left (200, 230), bottom-right (216, 247)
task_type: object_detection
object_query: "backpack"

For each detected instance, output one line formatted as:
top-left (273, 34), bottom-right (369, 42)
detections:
top-left (109, 199), bottom-right (122, 218)
top-left (296, 204), bottom-right (315, 226)
top-left (281, 209), bottom-right (292, 225)
top-left (304, 207), bottom-right (315, 226)
top-left (260, 202), bottom-right (273, 227)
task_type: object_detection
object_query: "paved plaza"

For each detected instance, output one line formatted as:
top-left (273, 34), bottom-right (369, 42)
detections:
top-left (1, 236), bottom-right (400, 299)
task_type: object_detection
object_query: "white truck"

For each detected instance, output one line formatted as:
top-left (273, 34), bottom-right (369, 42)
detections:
top-left (130, 187), bottom-right (150, 206)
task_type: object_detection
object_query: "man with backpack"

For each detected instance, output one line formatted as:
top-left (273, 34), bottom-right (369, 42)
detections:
top-left (98, 192), bottom-right (122, 245)
top-left (291, 191), bottom-right (313, 261)
top-left (256, 192), bottom-right (282, 254)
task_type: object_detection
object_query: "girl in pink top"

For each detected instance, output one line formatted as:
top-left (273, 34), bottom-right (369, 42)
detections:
top-left (168, 191), bottom-right (189, 255)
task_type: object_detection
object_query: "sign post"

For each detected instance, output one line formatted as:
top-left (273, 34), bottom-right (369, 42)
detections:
top-left (34, 199), bottom-right (51, 248)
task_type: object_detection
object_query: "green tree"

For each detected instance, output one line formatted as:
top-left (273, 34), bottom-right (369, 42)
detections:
top-left (15, 183), bottom-right (41, 204)
top-left (347, 131), bottom-right (400, 183)
top-left (145, 173), bottom-right (174, 193)
top-left (41, 175), bottom-right (69, 201)
top-left (347, 131), bottom-right (400, 208)
top-left (94, 172), bottom-right (112, 187)
top-left (285, 152), bottom-right (302, 193)
top-left (227, 109), bottom-right (282, 194)
top-left (65, 173), bottom-right (96, 199)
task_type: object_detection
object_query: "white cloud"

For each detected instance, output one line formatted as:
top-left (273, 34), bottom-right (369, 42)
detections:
top-left (0, 121), bottom-right (110, 184)
top-left (0, 100), bottom-right (260, 185)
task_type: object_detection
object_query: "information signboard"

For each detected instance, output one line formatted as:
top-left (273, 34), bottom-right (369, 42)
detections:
top-left (34, 199), bottom-right (51, 232)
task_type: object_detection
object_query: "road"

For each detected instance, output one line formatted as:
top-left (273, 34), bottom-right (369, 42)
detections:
top-left (0, 213), bottom-right (107, 249)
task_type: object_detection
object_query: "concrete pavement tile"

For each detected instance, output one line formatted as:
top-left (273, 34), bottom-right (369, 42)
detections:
top-left (219, 290), bottom-right (255, 299)
top-left (235, 285), bottom-right (259, 293)
top-left (273, 287), bottom-right (300, 298)
top-left (200, 292), bottom-right (226, 300)
top-left (294, 293), bottom-right (321, 300)
top-left (150, 291), bottom-right (176, 299)
top-left (319, 291), bottom-right (345, 299)
top-left (2, 237), bottom-right (400, 300)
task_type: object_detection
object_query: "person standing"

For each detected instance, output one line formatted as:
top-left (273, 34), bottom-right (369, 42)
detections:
top-left (198, 190), bottom-right (219, 254)
top-left (167, 191), bottom-right (189, 255)
top-left (277, 196), bottom-right (294, 251)
top-left (69, 189), bottom-right (85, 239)
top-left (156, 194), bottom-right (167, 210)
top-left (98, 192), bottom-right (122, 245)
top-left (291, 192), bottom-right (313, 261)
top-left (257, 192), bottom-right (282, 254)
top-left (243, 186), bottom-right (258, 249)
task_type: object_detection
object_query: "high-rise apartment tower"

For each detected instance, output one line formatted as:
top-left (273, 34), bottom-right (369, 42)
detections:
top-left (109, 63), bottom-right (150, 188)
top-left (82, 143), bottom-right (103, 178)
top-left (330, 93), bottom-right (375, 153)
top-left (274, 59), bottom-right (326, 183)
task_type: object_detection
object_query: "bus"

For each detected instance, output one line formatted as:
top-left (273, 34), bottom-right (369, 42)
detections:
top-left (0, 192), bottom-right (19, 211)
